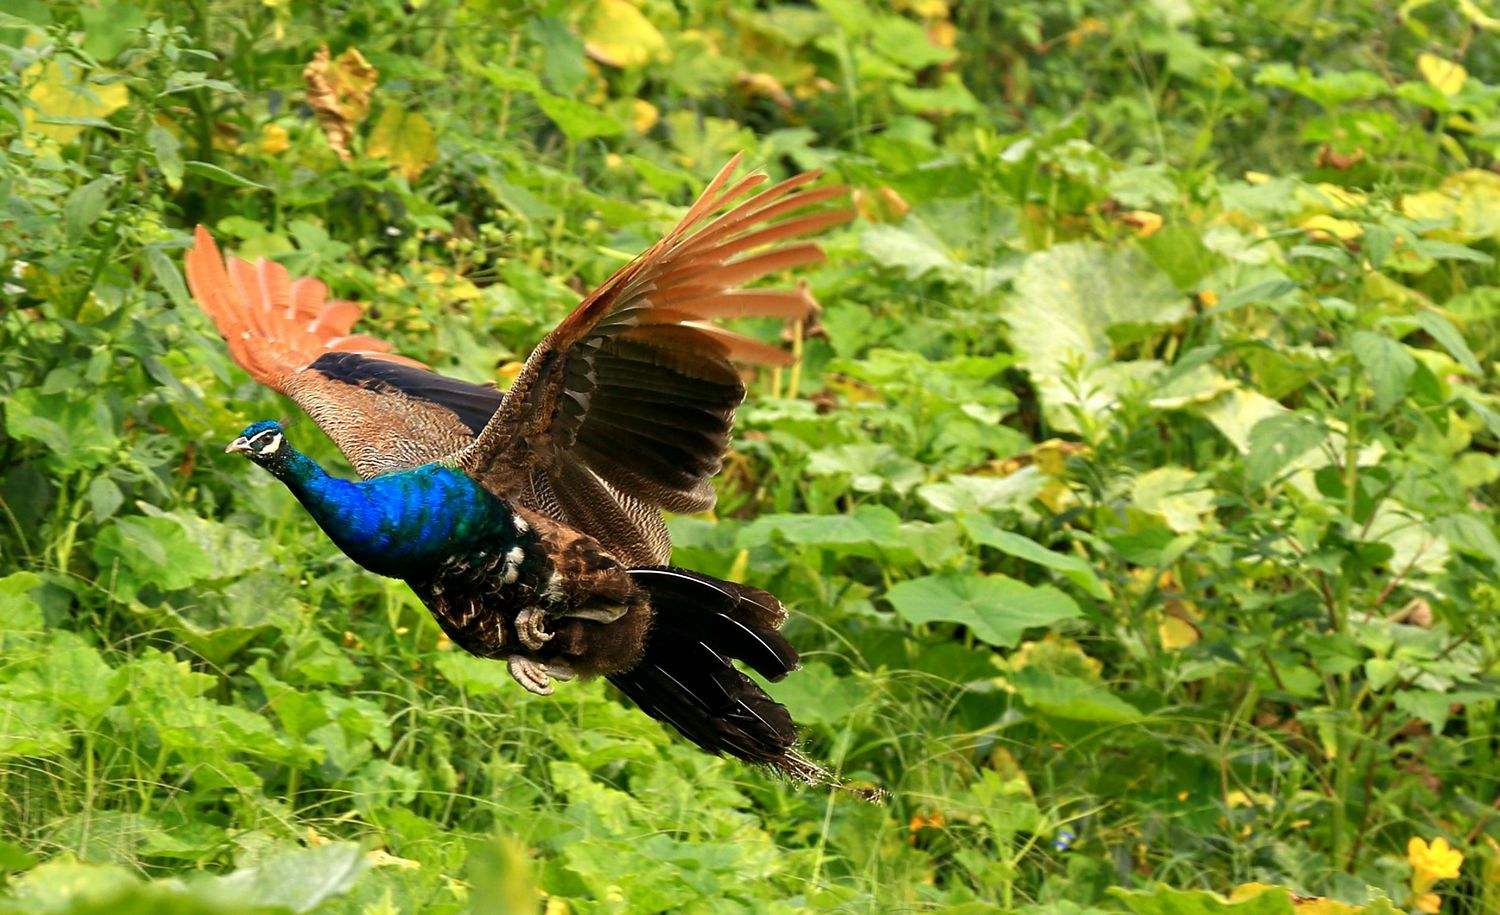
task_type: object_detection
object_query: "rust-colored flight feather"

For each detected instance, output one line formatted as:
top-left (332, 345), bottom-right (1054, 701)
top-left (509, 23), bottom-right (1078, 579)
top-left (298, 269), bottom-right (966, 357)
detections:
top-left (185, 226), bottom-right (425, 392)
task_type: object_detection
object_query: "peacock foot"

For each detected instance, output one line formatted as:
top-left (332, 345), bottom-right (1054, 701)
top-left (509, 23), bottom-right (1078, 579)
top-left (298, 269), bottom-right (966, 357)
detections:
top-left (507, 655), bottom-right (575, 696)
top-left (514, 605), bottom-right (553, 651)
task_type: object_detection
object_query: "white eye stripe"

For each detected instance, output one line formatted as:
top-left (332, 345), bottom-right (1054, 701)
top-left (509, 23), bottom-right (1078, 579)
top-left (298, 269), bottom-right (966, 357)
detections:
top-left (249, 430), bottom-right (283, 454)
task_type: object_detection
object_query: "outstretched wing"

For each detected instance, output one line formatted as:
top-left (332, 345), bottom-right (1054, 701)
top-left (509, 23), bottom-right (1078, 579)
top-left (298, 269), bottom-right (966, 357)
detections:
top-left (185, 226), bottom-right (502, 478)
top-left (456, 154), bottom-right (852, 545)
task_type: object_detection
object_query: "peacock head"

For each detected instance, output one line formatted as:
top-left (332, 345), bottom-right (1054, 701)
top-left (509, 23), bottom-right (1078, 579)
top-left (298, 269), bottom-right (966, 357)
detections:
top-left (225, 419), bottom-right (290, 468)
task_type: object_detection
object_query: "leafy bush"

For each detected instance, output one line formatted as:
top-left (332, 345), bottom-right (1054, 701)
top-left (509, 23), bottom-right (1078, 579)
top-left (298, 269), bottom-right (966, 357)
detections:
top-left (1, 0), bottom-right (1497, 911)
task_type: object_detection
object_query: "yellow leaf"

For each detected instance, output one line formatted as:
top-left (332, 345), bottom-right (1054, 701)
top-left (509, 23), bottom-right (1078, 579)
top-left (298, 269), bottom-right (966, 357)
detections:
top-left (1418, 53), bottom-right (1467, 95)
top-left (1457, 0), bottom-right (1500, 30)
top-left (1123, 210), bottom-right (1164, 237)
top-left (1158, 615), bottom-right (1200, 650)
top-left (366, 848), bottom-right (421, 870)
top-left (1301, 214), bottom-right (1363, 241)
top-left (582, 0), bottom-right (668, 68)
top-left (1400, 170), bottom-right (1500, 241)
top-left (303, 45), bottom-right (378, 161)
top-left (630, 98), bottom-right (659, 133)
top-left (367, 107), bottom-right (437, 181)
top-left (25, 59), bottom-right (128, 145)
top-left (735, 72), bottom-right (794, 109)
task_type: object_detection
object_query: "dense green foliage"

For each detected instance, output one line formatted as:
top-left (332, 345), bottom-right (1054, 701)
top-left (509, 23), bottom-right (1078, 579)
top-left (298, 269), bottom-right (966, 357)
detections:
top-left (2, 0), bottom-right (1499, 911)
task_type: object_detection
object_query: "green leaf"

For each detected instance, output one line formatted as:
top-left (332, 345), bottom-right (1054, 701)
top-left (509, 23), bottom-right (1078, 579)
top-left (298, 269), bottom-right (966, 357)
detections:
top-left (1005, 242), bottom-right (1186, 428)
top-left (1112, 882), bottom-right (1298, 914)
top-left (0, 837), bottom-right (36, 872)
top-left (1245, 411), bottom-right (1326, 486)
top-left (63, 176), bottom-right (114, 236)
top-left (1011, 668), bottom-right (1143, 723)
top-left (207, 843), bottom-right (367, 912)
top-left (183, 160), bottom-right (267, 190)
top-left (0, 571), bottom-right (45, 634)
top-left (886, 574), bottom-right (1082, 647)
top-left (148, 123), bottom-right (183, 190)
top-left (1133, 466), bottom-right (1215, 533)
top-left (761, 662), bottom-right (865, 726)
top-left (535, 93), bottom-right (624, 140)
top-left (435, 652), bottom-right (513, 696)
top-left (1350, 330), bottom-right (1416, 413)
top-left (861, 219), bottom-right (1012, 293)
top-left (959, 516), bottom-right (1109, 600)
top-left (87, 476), bottom-right (124, 521)
top-left (528, 16), bottom-right (587, 94)
top-left (147, 246), bottom-right (192, 310)
top-left (1415, 310), bottom-right (1483, 375)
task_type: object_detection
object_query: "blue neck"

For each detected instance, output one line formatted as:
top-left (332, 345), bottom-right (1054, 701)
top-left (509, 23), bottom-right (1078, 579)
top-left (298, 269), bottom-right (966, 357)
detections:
top-left (262, 447), bottom-right (517, 579)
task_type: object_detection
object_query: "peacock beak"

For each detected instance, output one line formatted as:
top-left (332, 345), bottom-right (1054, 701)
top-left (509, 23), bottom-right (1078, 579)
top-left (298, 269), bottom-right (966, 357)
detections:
top-left (225, 436), bottom-right (252, 454)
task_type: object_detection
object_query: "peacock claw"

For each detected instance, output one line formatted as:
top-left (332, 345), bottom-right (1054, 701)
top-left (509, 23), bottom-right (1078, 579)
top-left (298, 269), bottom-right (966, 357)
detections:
top-left (514, 606), bottom-right (553, 651)
top-left (507, 655), bottom-right (577, 696)
top-left (508, 655), bottom-right (553, 696)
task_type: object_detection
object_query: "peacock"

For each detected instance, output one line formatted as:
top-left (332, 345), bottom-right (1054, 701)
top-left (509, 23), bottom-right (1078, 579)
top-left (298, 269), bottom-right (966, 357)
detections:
top-left (186, 155), bottom-right (858, 788)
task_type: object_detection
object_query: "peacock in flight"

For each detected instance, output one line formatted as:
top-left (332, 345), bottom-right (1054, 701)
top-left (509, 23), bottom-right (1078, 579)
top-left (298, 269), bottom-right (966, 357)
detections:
top-left (186, 155), bottom-right (856, 788)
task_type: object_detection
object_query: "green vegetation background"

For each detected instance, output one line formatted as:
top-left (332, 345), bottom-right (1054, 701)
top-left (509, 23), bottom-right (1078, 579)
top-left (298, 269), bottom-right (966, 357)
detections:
top-left (2, 0), bottom-right (1499, 912)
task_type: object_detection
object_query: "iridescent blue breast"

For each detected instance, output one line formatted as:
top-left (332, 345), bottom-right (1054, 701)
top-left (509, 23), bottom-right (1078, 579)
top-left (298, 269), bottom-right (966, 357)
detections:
top-left (293, 462), bottom-right (520, 579)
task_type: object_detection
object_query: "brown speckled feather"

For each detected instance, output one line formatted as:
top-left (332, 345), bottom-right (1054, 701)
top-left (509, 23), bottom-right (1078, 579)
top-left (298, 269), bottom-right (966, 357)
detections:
top-left (185, 227), bottom-right (482, 478)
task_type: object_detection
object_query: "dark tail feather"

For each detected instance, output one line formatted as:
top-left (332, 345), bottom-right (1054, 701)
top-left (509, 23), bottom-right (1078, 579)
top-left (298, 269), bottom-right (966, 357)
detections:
top-left (611, 567), bottom-right (869, 795)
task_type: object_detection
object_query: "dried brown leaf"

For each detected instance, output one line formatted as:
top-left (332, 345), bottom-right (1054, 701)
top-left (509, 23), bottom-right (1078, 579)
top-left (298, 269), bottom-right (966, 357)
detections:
top-left (303, 45), bottom-right (378, 161)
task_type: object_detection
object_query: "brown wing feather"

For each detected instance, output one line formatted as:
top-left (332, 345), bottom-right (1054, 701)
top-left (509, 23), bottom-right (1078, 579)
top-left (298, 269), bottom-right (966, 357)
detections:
top-left (457, 154), bottom-right (852, 530)
top-left (186, 227), bottom-right (490, 478)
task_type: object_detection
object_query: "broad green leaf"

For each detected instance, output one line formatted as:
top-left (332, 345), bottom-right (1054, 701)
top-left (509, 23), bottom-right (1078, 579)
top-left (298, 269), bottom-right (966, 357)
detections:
top-left (886, 574), bottom-right (1082, 647)
top-left (1133, 466), bottom-right (1215, 533)
top-left (528, 16), bottom-right (587, 94)
top-left (1011, 668), bottom-right (1143, 723)
top-left (1350, 331), bottom-right (1416, 413)
top-left (861, 219), bottom-right (1012, 293)
top-left (1005, 242), bottom-right (1186, 429)
top-left (1245, 412), bottom-right (1326, 486)
top-left (63, 176), bottom-right (114, 235)
top-left (93, 509), bottom-right (263, 597)
top-left (0, 571), bottom-right (45, 633)
top-left (761, 662), bottom-right (865, 726)
top-left (435, 652), bottom-right (514, 696)
top-left (535, 93), bottom-right (624, 140)
top-left (4, 388), bottom-right (119, 471)
top-left (1196, 387), bottom-right (1287, 453)
top-left (917, 469), bottom-right (1044, 513)
top-left (207, 842), bottom-right (368, 912)
top-left (959, 516), bottom-right (1109, 600)
top-left (80, 2), bottom-right (147, 61)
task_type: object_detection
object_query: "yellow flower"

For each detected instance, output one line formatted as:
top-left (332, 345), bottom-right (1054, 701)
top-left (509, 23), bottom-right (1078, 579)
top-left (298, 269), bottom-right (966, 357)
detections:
top-left (1409, 836), bottom-right (1463, 897)
top-left (259, 123), bottom-right (290, 155)
top-left (1415, 892), bottom-right (1441, 914)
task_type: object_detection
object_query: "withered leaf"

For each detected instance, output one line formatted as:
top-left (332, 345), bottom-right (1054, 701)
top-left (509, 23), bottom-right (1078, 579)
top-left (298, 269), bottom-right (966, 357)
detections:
top-left (303, 45), bottom-right (377, 161)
